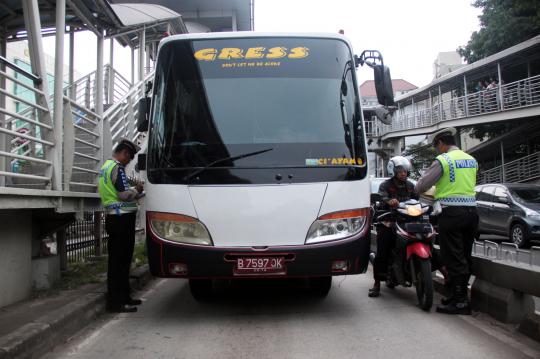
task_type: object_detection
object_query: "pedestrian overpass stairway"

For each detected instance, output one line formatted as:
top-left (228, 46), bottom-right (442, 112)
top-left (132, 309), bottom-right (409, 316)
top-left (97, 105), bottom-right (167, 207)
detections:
top-left (0, 59), bottom-right (151, 201)
top-left (370, 74), bottom-right (540, 139)
top-left (477, 151), bottom-right (540, 185)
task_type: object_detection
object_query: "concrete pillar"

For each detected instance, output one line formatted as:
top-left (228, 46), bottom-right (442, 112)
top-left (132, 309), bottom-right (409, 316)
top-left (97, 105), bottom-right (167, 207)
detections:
top-left (145, 44), bottom-right (151, 74)
top-left (138, 29), bottom-right (145, 83)
top-left (96, 33), bottom-right (104, 116)
top-left (22, 0), bottom-right (54, 188)
top-left (232, 11), bottom-right (238, 31)
top-left (69, 29), bottom-right (75, 100)
top-left (53, 0), bottom-right (65, 191)
top-left (455, 127), bottom-right (462, 148)
top-left (428, 90), bottom-right (433, 124)
top-left (500, 141), bottom-right (506, 182)
top-left (108, 38), bottom-right (114, 104)
top-left (0, 35), bottom-right (6, 186)
top-left (386, 138), bottom-right (404, 158)
top-left (0, 210), bottom-right (33, 307)
top-left (438, 85), bottom-right (443, 121)
top-left (131, 47), bottom-right (135, 85)
top-left (497, 62), bottom-right (504, 110)
top-left (411, 98), bottom-right (415, 128)
top-left (463, 75), bottom-right (468, 116)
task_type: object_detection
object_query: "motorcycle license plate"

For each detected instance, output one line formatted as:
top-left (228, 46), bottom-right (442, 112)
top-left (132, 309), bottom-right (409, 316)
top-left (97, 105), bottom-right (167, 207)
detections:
top-left (234, 257), bottom-right (285, 275)
top-left (405, 223), bottom-right (431, 233)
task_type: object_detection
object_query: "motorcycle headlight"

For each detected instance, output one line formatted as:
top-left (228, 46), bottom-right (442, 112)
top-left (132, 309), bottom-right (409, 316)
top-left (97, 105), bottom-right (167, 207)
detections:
top-left (397, 204), bottom-right (428, 217)
top-left (148, 212), bottom-right (213, 246)
top-left (305, 208), bottom-right (369, 244)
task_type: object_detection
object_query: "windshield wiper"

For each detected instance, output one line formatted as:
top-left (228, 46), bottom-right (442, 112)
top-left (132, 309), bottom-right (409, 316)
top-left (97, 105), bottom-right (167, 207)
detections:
top-left (182, 148), bottom-right (274, 181)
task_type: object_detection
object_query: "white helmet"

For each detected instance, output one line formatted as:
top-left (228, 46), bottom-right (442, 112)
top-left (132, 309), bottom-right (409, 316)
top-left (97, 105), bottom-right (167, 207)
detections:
top-left (387, 156), bottom-right (412, 177)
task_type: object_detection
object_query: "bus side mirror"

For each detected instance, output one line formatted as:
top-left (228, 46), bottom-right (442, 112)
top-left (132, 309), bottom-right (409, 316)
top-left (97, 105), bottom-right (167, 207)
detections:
top-left (370, 193), bottom-right (382, 203)
top-left (374, 65), bottom-right (395, 107)
top-left (137, 98), bottom-right (149, 132)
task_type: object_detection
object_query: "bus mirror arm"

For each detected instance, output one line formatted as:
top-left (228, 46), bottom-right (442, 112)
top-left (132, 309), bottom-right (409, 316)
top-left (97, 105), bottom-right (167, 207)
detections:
top-left (137, 97), bottom-right (149, 132)
top-left (372, 106), bottom-right (395, 125)
top-left (355, 50), bottom-right (395, 107)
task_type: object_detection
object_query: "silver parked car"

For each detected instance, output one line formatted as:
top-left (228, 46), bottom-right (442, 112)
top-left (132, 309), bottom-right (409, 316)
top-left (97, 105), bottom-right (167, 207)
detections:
top-left (475, 183), bottom-right (540, 248)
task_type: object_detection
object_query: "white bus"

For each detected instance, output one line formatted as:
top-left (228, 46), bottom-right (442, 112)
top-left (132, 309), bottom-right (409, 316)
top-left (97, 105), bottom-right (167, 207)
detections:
top-left (137, 32), bottom-right (394, 299)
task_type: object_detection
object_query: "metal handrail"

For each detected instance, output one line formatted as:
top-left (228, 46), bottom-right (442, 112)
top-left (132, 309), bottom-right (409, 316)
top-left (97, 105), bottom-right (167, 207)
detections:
top-left (0, 55), bottom-right (41, 84)
top-left (374, 74), bottom-right (540, 137)
top-left (473, 240), bottom-right (540, 267)
top-left (1, 61), bottom-right (147, 191)
top-left (477, 151), bottom-right (540, 184)
top-left (103, 71), bottom-right (152, 117)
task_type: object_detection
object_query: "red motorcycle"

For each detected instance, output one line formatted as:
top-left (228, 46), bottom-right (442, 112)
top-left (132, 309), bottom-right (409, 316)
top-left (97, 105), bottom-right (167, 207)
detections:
top-left (374, 198), bottom-right (436, 311)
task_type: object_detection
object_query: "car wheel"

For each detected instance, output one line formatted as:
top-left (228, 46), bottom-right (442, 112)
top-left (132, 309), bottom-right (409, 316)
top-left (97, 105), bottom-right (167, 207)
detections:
top-left (510, 223), bottom-right (529, 249)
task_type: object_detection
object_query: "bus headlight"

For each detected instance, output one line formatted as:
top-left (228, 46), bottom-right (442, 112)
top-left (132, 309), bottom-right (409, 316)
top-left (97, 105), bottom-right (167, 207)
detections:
top-left (305, 208), bottom-right (369, 244)
top-left (148, 212), bottom-right (213, 246)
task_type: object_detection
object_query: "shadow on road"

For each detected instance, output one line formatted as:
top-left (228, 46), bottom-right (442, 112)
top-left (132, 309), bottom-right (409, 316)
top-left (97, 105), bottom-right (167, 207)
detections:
top-left (151, 275), bottom-right (429, 327)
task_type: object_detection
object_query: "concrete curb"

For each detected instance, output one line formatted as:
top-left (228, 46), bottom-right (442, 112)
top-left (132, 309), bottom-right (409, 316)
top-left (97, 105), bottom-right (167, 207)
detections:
top-left (0, 264), bottom-right (152, 359)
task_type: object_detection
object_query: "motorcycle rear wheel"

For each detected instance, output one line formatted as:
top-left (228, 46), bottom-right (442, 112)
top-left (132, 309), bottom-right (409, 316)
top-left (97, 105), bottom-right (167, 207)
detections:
top-left (414, 258), bottom-right (433, 311)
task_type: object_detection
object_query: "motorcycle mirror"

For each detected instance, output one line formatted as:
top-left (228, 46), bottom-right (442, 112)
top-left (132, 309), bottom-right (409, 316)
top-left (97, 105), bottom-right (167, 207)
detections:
top-left (370, 193), bottom-right (382, 203)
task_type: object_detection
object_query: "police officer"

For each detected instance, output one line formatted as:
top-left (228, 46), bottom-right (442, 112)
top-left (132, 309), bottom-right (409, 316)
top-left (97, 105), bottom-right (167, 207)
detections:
top-left (98, 139), bottom-right (144, 313)
top-left (369, 156), bottom-right (418, 297)
top-left (415, 128), bottom-right (478, 315)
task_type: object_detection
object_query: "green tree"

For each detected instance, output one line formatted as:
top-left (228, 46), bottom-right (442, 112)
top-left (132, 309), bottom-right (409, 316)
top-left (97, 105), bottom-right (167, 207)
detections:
top-left (404, 143), bottom-right (437, 180)
top-left (468, 120), bottom-right (527, 141)
top-left (458, 0), bottom-right (540, 63)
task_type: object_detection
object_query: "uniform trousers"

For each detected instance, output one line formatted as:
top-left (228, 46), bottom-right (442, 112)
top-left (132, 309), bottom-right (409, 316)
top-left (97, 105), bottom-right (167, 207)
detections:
top-left (438, 206), bottom-right (478, 281)
top-left (105, 212), bottom-right (136, 307)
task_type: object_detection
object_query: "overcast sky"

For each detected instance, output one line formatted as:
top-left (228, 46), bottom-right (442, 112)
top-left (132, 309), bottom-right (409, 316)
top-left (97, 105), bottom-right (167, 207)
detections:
top-left (42, 0), bottom-right (481, 89)
top-left (254, 0), bottom-right (482, 87)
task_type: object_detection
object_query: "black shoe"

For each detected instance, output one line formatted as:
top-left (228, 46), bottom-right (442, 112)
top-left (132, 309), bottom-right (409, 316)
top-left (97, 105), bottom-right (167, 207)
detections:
top-left (385, 279), bottom-right (396, 289)
top-left (107, 304), bottom-right (138, 313)
top-left (436, 301), bottom-right (471, 315)
top-left (368, 287), bottom-right (380, 297)
top-left (126, 298), bottom-right (142, 306)
top-left (441, 296), bottom-right (454, 305)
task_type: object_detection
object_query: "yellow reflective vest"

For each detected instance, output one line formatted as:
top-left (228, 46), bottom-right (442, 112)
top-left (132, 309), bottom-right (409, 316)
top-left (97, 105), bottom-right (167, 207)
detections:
top-left (434, 149), bottom-right (477, 206)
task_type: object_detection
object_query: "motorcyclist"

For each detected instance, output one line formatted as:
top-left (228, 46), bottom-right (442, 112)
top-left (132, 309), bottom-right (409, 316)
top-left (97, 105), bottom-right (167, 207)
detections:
top-left (368, 156), bottom-right (418, 297)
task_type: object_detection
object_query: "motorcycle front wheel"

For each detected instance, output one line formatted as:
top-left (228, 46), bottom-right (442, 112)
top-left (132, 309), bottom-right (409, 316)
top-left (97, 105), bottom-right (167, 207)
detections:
top-left (414, 258), bottom-right (433, 311)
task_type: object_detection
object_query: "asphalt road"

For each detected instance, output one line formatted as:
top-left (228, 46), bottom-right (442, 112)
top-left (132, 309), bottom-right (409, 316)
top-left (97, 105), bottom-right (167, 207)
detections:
top-left (43, 271), bottom-right (540, 359)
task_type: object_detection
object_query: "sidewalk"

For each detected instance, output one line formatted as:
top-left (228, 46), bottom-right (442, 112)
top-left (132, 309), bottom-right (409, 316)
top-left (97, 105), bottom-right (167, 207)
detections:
top-left (0, 265), bottom-right (152, 359)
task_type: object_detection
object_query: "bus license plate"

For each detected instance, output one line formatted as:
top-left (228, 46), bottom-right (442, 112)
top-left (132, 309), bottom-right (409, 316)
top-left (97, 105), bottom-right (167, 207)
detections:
top-left (235, 257), bottom-right (285, 275)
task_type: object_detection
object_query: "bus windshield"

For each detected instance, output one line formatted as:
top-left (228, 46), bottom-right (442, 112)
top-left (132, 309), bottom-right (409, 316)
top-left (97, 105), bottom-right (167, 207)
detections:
top-left (147, 36), bottom-right (367, 184)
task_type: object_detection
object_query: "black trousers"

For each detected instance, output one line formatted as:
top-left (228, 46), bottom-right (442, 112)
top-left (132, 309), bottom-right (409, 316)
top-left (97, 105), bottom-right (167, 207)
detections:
top-left (373, 225), bottom-right (395, 281)
top-left (438, 206), bottom-right (478, 281)
top-left (105, 212), bottom-right (136, 307)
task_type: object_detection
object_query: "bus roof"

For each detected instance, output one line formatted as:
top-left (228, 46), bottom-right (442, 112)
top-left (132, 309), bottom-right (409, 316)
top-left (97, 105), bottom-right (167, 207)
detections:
top-left (159, 31), bottom-right (352, 49)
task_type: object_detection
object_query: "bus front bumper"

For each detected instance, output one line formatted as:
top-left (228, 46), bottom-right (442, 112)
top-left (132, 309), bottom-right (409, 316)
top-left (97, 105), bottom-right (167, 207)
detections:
top-left (146, 229), bottom-right (371, 279)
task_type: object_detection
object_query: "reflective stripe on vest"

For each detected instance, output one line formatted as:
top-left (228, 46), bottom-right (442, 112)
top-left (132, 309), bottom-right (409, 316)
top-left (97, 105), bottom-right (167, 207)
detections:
top-left (434, 150), bottom-right (477, 206)
top-left (98, 159), bottom-right (137, 213)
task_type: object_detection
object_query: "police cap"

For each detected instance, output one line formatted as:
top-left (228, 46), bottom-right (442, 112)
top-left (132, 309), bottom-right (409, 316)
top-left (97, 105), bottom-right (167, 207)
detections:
top-left (115, 138), bottom-right (140, 157)
top-left (427, 127), bottom-right (457, 146)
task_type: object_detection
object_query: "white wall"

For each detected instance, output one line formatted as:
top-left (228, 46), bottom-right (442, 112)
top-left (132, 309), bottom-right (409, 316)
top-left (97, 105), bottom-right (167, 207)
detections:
top-left (0, 210), bottom-right (32, 308)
